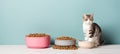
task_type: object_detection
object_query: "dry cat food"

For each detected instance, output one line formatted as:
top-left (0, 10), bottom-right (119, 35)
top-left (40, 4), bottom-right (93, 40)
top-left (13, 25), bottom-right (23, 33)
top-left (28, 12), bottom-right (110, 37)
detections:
top-left (26, 33), bottom-right (50, 37)
top-left (53, 45), bottom-right (78, 50)
top-left (56, 36), bottom-right (76, 40)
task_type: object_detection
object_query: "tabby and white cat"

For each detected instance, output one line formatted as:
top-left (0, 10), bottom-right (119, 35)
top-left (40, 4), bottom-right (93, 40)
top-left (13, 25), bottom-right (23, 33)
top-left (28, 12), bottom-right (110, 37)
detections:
top-left (83, 14), bottom-right (104, 47)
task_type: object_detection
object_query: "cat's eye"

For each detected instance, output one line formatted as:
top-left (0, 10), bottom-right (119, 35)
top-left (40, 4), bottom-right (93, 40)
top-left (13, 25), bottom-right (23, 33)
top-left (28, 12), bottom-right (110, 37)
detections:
top-left (85, 19), bottom-right (88, 21)
top-left (90, 18), bottom-right (93, 21)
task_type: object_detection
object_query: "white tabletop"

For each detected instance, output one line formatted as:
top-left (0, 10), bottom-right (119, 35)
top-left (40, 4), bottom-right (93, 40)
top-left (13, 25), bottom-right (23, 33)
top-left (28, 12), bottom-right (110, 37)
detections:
top-left (0, 45), bottom-right (120, 54)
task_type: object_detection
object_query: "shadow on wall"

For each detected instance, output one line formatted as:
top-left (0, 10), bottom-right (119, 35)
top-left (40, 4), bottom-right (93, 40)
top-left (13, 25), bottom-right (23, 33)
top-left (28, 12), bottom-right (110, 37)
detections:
top-left (102, 28), bottom-right (115, 44)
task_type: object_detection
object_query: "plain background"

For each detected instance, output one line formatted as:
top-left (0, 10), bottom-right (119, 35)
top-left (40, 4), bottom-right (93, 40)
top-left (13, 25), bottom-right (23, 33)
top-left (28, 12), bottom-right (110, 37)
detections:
top-left (0, 0), bottom-right (120, 44)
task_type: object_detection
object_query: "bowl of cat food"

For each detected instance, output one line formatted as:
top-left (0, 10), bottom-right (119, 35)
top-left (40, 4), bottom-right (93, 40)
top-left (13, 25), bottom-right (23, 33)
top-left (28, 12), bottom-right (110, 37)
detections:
top-left (25, 33), bottom-right (50, 48)
top-left (55, 36), bottom-right (76, 46)
top-left (53, 36), bottom-right (77, 50)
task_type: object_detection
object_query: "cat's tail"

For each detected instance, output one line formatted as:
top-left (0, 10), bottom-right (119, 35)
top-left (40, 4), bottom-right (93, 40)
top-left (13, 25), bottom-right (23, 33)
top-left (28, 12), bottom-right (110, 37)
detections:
top-left (78, 40), bottom-right (94, 49)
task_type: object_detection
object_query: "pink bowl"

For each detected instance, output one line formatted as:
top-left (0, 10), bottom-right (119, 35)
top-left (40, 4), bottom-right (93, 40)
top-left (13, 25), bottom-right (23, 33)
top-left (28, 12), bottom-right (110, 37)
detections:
top-left (25, 35), bottom-right (50, 48)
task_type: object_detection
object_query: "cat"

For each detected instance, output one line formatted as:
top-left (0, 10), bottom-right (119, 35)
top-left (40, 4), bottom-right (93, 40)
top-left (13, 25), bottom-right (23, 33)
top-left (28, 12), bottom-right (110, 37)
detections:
top-left (83, 14), bottom-right (104, 47)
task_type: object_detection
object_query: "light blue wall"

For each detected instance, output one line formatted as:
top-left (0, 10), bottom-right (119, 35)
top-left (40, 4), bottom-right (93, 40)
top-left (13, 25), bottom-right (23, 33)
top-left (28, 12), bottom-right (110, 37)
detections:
top-left (0, 0), bottom-right (120, 44)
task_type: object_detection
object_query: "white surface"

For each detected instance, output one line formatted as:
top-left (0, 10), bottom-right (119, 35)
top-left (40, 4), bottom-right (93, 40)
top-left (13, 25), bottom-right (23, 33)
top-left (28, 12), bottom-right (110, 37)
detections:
top-left (0, 45), bottom-right (120, 54)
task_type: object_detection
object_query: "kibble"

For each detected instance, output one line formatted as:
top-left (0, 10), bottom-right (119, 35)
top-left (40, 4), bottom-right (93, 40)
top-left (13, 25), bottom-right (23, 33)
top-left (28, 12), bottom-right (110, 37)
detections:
top-left (56, 36), bottom-right (76, 40)
top-left (53, 45), bottom-right (78, 50)
top-left (26, 33), bottom-right (49, 37)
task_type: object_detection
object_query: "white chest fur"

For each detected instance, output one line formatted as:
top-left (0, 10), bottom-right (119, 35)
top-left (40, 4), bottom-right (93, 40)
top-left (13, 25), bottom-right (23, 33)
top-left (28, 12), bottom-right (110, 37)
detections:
top-left (83, 23), bottom-right (91, 33)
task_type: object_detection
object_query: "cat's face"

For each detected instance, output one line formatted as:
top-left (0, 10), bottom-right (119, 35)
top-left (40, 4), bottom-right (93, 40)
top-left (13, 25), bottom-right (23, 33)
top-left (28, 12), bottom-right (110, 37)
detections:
top-left (83, 14), bottom-right (94, 24)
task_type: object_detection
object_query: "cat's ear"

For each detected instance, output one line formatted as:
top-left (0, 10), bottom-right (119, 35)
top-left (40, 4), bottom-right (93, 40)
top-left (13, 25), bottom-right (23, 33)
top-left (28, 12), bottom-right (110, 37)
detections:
top-left (83, 14), bottom-right (87, 18)
top-left (83, 14), bottom-right (86, 17)
top-left (90, 14), bottom-right (94, 21)
top-left (90, 14), bottom-right (94, 17)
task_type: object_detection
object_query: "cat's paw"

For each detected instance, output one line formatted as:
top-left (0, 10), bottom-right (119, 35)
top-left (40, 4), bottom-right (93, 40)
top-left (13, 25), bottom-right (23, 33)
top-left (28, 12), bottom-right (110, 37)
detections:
top-left (94, 43), bottom-right (100, 47)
